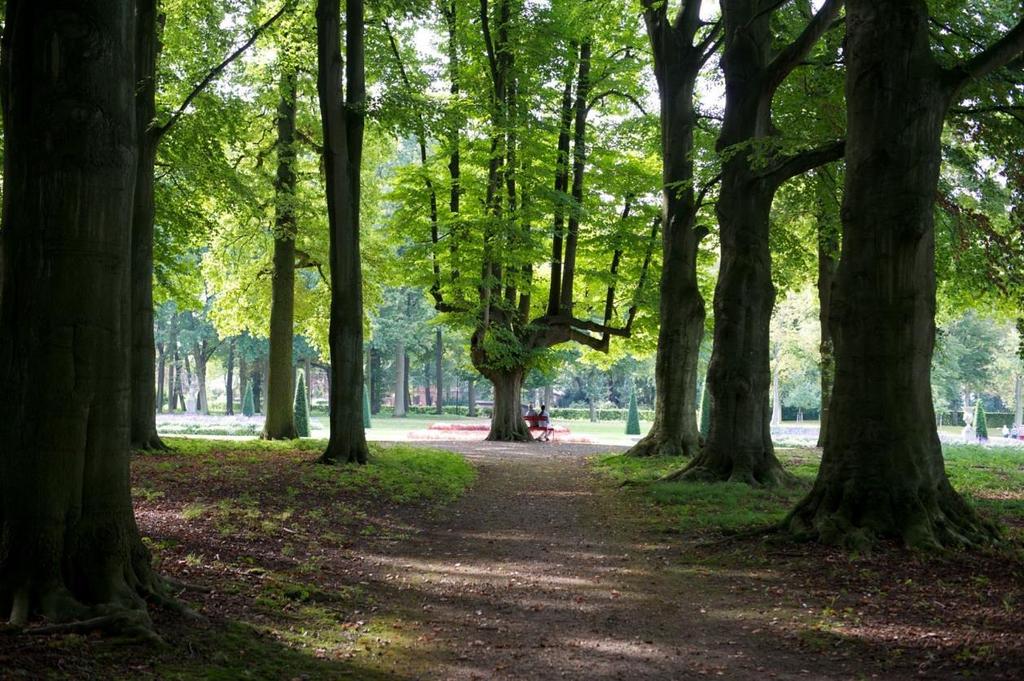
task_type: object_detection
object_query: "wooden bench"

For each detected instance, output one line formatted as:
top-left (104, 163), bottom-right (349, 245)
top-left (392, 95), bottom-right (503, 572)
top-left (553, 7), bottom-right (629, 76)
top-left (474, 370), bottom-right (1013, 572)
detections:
top-left (523, 414), bottom-right (553, 439)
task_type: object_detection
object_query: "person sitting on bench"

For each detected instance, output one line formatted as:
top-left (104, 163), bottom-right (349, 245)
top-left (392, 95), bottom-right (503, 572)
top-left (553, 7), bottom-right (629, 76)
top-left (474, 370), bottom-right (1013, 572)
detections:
top-left (537, 404), bottom-right (553, 442)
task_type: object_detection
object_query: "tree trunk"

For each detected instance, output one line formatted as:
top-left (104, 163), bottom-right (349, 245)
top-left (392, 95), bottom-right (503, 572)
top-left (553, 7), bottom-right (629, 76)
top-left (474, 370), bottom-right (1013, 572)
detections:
top-left (486, 370), bottom-right (530, 441)
top-left (304, 357), bottom-right (312, 406)
top-left (129, 0), bottom-right (167, 451)
top-left (679, 0), bottom-right (846, 485)
top-left (435, 328), bottom-right (444, 414)
top-left (589, 399), bottom-right (597, 423)
top-left (625, 2), bottom-right (707, 458)
top-left (685, 173), bottom-right (787, 485)
top-left (316, 0), bottom-right (369, 464)
top-left (393, 340), bottom-right (407, 417)
top-left (262, 69), bottom-right (299, 440)
top-left (225, 339), bottom-right (235, 415)
top-left (468, 377), bottom-right (477, 416)
top-left (251, 365), bottom-right (263, 414)
top-left (405, 350), bottom-right (413, 408)
top-left (424, 361), bottom-right (432, 407)
top-left (544, 384), bottom-right (553, 407)
top-left (156, 343), bottom-right (166, 414)
top-left (786, 0), bottom-right (1001, 549)
top-left (370, 348), bottom-right (382, 414)
top-left (0, 0), bottom-right (165, 629)
top-left (1014, 374), bottom-right (1022, 429)
top-left (194, 343), bottom-right (209, 415)
top-left (771, 369), bottom-right (782, 425)
top-left (238, 354), bottom-right (248, 415)
top-left (167, 322), bottom-right (178, 413)
top-left (816, 199), bottom-right (838, 447)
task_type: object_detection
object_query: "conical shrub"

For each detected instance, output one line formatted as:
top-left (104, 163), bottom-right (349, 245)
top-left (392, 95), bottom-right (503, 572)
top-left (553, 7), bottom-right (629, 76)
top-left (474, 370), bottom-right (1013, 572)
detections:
top-left (294, 372), bottom-right (310, 437)
top-left (974, 400), bottom-right (989, 441)
top-left (242, 383), bottom-right (255, 417)
top-left (625, 390), bottom-right (641, 435)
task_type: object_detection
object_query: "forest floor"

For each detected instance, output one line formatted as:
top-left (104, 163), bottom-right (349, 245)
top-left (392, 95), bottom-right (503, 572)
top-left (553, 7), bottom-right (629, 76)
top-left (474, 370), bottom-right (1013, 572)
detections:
top-left (2, 438), bottom-right (1022, 680)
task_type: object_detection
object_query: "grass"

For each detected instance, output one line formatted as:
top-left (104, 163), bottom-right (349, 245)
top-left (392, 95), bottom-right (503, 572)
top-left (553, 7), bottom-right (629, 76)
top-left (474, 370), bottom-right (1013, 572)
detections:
top-left (594, 444), bottom-right (1024, 538)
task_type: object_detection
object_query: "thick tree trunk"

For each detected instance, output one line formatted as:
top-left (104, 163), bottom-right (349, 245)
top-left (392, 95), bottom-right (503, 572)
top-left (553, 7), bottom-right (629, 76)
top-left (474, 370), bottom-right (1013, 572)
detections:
top-left (225, 339), bottom-right (235, 415)
top-left (771, 369), bottom-right (782, 425)
top-left (685, 174), bottom-right (788, 485)
top-left (816, 206), bottom-right (838, 447)
top-left (435, 328), bottom-right (444, 414)
top-left (393, 341), bottom-right (407, 416)
top-left (156, 344), bottom-right (166, 414)
top-left (626, 2), bottom-right (706, 458)
top-left (316, 0), bottom-right (369, 464)
top-left (129, 0), bottom-right (166, 451)
top-left (0, 0), bottom-right (166, 630)
top-left (262, 70), bottom-right (299, 440)
top-left (486, 370), bottom-right (531, 441)
top-left (786, 0), bottom-right (999, 549)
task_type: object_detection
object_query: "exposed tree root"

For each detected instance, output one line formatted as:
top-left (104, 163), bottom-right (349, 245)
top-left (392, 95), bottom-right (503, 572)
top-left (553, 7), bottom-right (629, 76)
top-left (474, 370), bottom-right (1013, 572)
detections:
top-left (132, 433), bottom-right (171, 452)
top-left (162, 576), bottom-right (212, 594)
top-left (26, 610), bottom-right (162, 645)
top-left (624, 431), bottom-right (699, 458)
top-left (661, 455), bottom-right (794, 487)
top-left (484, 426), bottom-right (533, 443)
top-left (785, 481), bottom-right (1001, 552)
top-left (316, 444), bottom-right (369, 465)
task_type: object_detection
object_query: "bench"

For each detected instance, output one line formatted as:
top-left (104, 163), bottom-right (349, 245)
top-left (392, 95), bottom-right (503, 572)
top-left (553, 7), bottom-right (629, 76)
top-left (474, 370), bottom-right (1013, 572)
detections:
top-left (523, 414), bottom-right (554, 440)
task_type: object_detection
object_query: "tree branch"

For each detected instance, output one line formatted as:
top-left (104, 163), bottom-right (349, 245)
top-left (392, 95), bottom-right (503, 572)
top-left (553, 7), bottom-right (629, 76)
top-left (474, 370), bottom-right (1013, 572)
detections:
top-left (762, 139), bottom-right (844, 186)
top-left (154, 1), bottom-right (292, 140)
top-left (765, 0), bottom-right (844, 96)
top-left (947, 15), bottom-right (1024, 92)
top-left (587, 89), bottom-right (648, 115)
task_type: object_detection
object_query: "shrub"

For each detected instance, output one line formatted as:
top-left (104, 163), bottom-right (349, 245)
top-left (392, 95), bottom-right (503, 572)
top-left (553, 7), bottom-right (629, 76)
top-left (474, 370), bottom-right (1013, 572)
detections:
top-left (625, 391), bottom-right (641, 435)
top-left (294, 373), bottom-right (310, 437)
top-left (242, 383), bottom-right (255, 417)
top-left (974, 401), bottom-right (989, 441)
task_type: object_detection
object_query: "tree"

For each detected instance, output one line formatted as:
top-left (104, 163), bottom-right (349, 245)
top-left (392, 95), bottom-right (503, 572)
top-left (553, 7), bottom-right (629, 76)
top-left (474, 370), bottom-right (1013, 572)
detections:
top-left (0, 0), bottom-right (168, 632)
top-left (294, 372), bottom-right (310, 437)
top-left (786, 0), bottom-right (1024, 549)
top-left (974, 401), bottom-right (989, 441)
top-left (626, 0), bottom-right (720, 458)
top-left (363, 384), bottom-right (372, 429)
top-left (389, 0), bottom-right (659, 441)
top-left (130, 0), bottom-right (291, 450)
top-left (680, 0), bottom-right (844, 485)
top-left (242, 383), bottom-right (256, 417)
top-left (625, 390), bottom-right (641, 435)
top-left (316, 0), bottom-right (370, 464)
top-left (263, 67), bottom-right (300, 440)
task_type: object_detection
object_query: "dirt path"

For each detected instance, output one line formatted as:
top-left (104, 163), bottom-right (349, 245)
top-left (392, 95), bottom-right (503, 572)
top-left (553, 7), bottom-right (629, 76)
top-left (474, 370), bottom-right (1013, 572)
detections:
top-left (351, 441), bottom-right (877, 681)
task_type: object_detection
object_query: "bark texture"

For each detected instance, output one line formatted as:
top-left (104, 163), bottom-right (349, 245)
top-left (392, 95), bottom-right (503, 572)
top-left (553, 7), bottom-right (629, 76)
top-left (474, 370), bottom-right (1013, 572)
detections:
top-left (815, 187), bottom-right (838, 447)
top-left (262, 70), bottom-right (299, 440)
top-left (625, 0), bottom-right (709, 459)
top-left (316, 0), bottom-right (369, 464)
top-left (485, 371), bottom-right (531, 442)
top-left (682, 0), bottom-right (843, 485)
top-left (129, 0), bottom-right (167, 450)
top-left (0, 0), bottom-right (166, 631)
top-left (786, 0), bottom-right (1018, 549)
